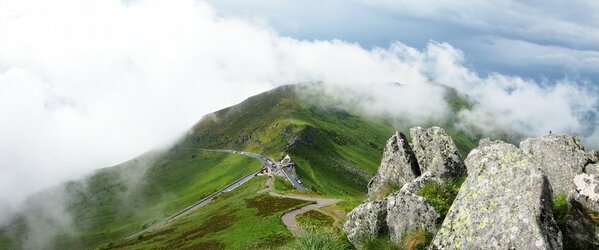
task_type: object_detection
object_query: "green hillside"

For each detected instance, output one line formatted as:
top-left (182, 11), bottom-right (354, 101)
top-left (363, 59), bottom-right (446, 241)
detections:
top-left (0, 83), bottom-right (477, 249)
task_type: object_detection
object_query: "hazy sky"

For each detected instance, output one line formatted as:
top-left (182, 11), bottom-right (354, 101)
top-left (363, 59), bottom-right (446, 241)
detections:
top-left (208, 0), bottom-right (599, 82)
top-left (1, 0), bottom-right (598, 222)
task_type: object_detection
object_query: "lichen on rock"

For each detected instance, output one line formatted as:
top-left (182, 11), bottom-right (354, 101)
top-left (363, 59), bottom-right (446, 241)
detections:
top-left (433, 140), bottom-right (562, 249)
top-left (520, 133), bottom-right (593, 197)
top-left (343, 200), bottom-right (388, 244)
top-left (386, 193), bottom-right (438, 244)
top-left (367, 131), bottom-right (420, 200)
top-left (410, 127), bottom-right (466, 179)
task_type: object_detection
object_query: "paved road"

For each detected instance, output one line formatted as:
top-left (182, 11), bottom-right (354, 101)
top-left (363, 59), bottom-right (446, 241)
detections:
top-left (127, 148), bottom-right (264, 239)
top-left (269, 192), bottom-right (340, 236)
top-left (127, 148), bottom-right (309, 239)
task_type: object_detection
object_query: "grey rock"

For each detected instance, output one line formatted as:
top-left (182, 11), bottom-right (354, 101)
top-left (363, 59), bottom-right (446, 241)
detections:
top-left (585, 163), bottom-right (599, 176)
top-left (433, 140), bottom-right (562, 250)
top-left (386, 193), bottom-right (438, 244)
top-left (397, 171), bottom-right (442, 196)
top-left (410, 127), bottom-right (465, 179)
top-left (368, 132), bottom-right (420, 200)
top-left (520, 133), bottom-right (593, 197)
top-left (589, 150), bottom-right (599, 163)
top-left (561, 197), bottom-right (599, 249)
top-left (343, 200), bottom-right (388, 244)
top-left (570, 173), bottom-right (599, 212)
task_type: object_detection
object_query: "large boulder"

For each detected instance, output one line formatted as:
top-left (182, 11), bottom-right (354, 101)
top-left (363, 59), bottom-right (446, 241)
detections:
top-left (343, 200), bottom-right (388, 244)
top-left (386, 193), bottom-right (438, 244)
top-left (520, 133), bottom-right (593, 197)
top-left (570, 173), bottom-right (599, 212)
top-left (368, 132), bottom-right (420, 200)
top-left (410, 127), bottom-right (465, 179)
top-left (433, 140), bottom-right (562, 249)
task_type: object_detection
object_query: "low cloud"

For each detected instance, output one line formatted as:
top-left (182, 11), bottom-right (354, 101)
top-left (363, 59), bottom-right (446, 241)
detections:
top-left (0, 0), bottom-right (598, 240)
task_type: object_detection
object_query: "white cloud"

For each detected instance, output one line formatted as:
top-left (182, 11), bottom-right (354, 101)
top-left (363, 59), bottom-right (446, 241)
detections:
top-left (0, 0), bottom-right (598, 231)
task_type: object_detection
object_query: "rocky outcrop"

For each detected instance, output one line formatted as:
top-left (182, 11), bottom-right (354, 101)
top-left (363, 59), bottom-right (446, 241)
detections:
top-left (347, 127), bottom-right (467, 246)
top-left (433, 140), bottom-right (562, 249)
top-left (396, 171), bottom-right (442, 196)
top-left (368, 132), bottom-right (420, 200)
top-left (520, 133), bottom-right (593, 197)
top-left (410, 127), bottom-right (465, 179)
top-left (570, 173), bottom-right (599, 212)
top-left (386, 193), bottom-right (438, 244)
top-left (343, 200), bottom-right (388, 244)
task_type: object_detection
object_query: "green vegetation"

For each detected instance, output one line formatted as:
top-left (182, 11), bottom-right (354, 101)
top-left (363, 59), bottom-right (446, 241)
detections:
top-left (104, 177), bottom-right (310, 249)
top-left (274, 176), bottom-right (295, 192)
top-left (376, 182), bottom-right (404, 201)
top-left (1, 151), bottom-right (261, 249)
top-left (552, 193), bottom-right (599, 250)
top-left (552, 193), bottom-right (578, 250)
top-left (0, 83), bottom-right (478, 249)
top-left (246, 194), bottom-right (311, 216)
top-left (418, 177), bottom-right (466, 225)
top-left (357, 236), bottom-right (400, 250)
top-left (403, 229), bottom-right (434, 250)
top-left (284, 229), bottom-right (350, 250)
top-left (296, 210), bottom-right (335, 230)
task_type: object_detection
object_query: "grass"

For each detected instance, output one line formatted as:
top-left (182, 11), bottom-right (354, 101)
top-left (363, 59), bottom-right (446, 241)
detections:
top-left (357, 236), bottom-right (401, 250)
top-left (104, 177), bottom-right (311, 249)
top-left (296, 210), bottom-right (335, 230)
top-left (245, 194), bottom-right (311, 216)
top-left (274, 176), bottom-right (295, 192)
top-left (0, 83), bottom-right (478, 249)
top-left (376, 182), bottom-right (404, 201)
top-left (403, 229), bottom-right (434, 250)
top-left (417, 177), bottom-right (466, 225)
top-left (1, 150), bottom-right (261, 249)
top-left (284, 229), bottom-right (350, 250)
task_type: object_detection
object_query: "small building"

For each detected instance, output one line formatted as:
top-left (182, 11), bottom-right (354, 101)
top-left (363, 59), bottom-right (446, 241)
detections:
top-left (280, 154), bottom-right (296, 172)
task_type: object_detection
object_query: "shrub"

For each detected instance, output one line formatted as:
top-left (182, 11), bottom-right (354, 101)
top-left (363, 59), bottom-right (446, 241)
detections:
top-left (285, 230), bottom-right (349, 250)
top-left (403, 229), bottom-right (434, 250)
top-left (357, 236), bottom-right (400, 250)
top-left (417, 177), bottom-right (465, 225)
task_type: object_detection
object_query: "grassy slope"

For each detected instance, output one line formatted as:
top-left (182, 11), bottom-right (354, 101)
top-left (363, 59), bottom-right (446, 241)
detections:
top-left (0, 151), bottom-right (261, 250)
top-left (0, 83), bottom-right (478, 249)
top-left (107, 177), bottom-right (311, 250)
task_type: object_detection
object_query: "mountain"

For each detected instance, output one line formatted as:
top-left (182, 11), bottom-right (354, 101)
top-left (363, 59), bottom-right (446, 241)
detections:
top-left (0, 83), bottom-right (477, 249)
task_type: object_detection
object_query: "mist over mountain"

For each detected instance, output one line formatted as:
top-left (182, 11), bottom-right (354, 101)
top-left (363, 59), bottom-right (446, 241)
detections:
top-left (1, 1), bottom-right (599, 249)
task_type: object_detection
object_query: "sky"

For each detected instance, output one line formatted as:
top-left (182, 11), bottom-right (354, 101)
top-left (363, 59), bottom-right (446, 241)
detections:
top-left (1, 0), bottom-right (598, 224)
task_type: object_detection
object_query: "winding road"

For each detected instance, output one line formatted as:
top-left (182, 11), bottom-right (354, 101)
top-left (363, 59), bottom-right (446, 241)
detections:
top-left (270, 192), bottom-right (340, 236)
top-left (127, 147), bottom-right (330, 239)
top-left (128, 148), bottom-right (307, 238)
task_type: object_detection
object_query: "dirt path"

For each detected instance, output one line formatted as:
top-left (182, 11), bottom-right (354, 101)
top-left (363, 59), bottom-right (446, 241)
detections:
top-left (269, 192), bottom-right (340, 236)
top-left (257, 176), bottom-right (273, 193)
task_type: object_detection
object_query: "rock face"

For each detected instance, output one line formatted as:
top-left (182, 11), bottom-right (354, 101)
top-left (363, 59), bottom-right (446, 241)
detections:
top-left (520, 133), bottom-right (593, 197)
top-left (386, 193), bottom-right (438, 244)
top-left (410, 127), bottom-right (465, 179)
top-left (433, 140), bottom-right (562, 249)
top-left (570, 173), bottom-right (599, 212)
top-left (343, 200), bottom-right (388, 244)
top-left (368, 132), bottom-right (420, 200)
top-left (346, 127), bottom-right (467, 246)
